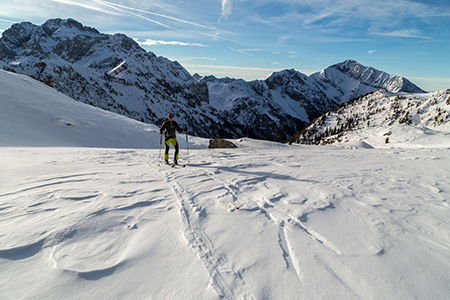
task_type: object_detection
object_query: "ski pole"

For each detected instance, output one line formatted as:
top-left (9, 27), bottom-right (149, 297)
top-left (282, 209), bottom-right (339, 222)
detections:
top-left (185, 127), bottom-right (190, 164)
top-left (158, 134), bottom-right (162, 166)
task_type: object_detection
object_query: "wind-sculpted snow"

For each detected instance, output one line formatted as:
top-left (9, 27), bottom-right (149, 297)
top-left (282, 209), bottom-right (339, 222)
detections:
top-left (2, 141), bottom-right (449, 299)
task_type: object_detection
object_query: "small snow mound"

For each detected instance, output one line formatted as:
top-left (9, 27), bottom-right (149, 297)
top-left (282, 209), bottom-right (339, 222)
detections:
top-left (345, 140), bottom-right (374, 149)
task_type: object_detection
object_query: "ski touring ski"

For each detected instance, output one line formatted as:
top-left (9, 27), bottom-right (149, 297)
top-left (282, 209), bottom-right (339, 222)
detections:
top-left (159, 161), bottom-right (186, 168)
top-left (171, 163), bottom-right (186, 168)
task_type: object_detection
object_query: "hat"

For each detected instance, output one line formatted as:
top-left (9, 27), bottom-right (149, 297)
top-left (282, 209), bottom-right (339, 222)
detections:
top-left (168, 112), bottom-right (174, 118)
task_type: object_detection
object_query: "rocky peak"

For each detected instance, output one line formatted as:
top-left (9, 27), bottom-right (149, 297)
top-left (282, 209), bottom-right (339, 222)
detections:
top-left (42, 18), bottom-right (100, 38)
top-left (195, 74), bottom-right (242, 84)
top-left (264, 69), bottom-right (308, 89)
top-left (322, 59), bottom-right (425, 94)
top-left (0, 22), bottom-right (39, 59)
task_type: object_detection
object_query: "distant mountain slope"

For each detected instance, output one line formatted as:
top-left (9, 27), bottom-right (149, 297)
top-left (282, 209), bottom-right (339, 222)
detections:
top-left (286, 89), bottom-right (450, 146)
top-left (309, 60), bottom-right (425, 105)
top-left (0, 18), bottom-right (425, 141)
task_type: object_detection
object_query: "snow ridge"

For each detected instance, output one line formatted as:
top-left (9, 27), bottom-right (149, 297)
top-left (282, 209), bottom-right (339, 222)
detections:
top-left (289, 88), bottom-right (450, 146)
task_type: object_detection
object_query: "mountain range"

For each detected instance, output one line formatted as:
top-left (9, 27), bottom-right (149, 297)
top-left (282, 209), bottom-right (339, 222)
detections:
top-left (0, 18), bottom-right (426, 142)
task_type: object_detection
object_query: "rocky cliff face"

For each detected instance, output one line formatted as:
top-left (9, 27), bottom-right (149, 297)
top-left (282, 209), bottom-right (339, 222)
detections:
top-left (0, 18), bottom-right (426, 142)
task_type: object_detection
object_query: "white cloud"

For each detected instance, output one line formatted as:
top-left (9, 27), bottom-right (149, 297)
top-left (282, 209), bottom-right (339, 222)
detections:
top-left (240, 48), bottom-right (264, 52)
top-left (0, 18), bottom-right (17, 24)
top-left (219, 0), bottom-right (233, 22)
top-left (228, 47), bottom-right (254, 56)
top-left (368, 50), bottom-right (377, 54)
top-left (202, 32), bottom-right (244, 44)
top-left (247, 0), bottom-right (450, 39)
top-left (184, 63), bottom-right (276, 74)
top-left (138, 39), bottom-right (207, 47)
top-left (276, 36), bottom-right (290, 46)
top-left (178, 57), bottom-right (217, 62)
top-left (372, 29), bottom-right (431, 39)
top-left (51, 0), bottom-right (122, 16)
top-left (408, 76), bottom-right (450, 92)
top-left (95, 0), bottom-right (214, 30)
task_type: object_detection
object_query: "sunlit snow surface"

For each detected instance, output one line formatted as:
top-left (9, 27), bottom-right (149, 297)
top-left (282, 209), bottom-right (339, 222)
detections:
top-left (1, 70), bottom-right (450, 299)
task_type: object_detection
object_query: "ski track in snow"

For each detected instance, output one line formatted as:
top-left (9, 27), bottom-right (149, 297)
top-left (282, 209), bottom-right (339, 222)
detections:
top-left (1, 145), bottom-right (450, 299)
top-left (164, 169), bottom-right (255, 300)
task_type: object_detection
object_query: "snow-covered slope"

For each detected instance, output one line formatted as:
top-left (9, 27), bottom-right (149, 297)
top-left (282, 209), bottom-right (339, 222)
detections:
top-left (288, 88), bottom-right (450, 147)
top-left (0, 69), bottom-right (161, 148)
top-left (1, 19), bottom-right (425, 142)
top-left (1, 68), bottom-right (450, 299)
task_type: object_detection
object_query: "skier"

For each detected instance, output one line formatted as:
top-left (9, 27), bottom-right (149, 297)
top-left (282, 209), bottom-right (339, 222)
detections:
top-left (159, 113), bottom-right (185, 165)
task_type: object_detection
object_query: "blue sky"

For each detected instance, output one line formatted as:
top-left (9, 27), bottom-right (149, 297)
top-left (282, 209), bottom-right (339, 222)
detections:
top-left (1, 0), bottom-right (449, 91)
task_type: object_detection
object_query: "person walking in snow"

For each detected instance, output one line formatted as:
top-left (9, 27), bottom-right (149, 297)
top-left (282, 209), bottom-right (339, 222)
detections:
top-left (159, 113), bottom-right (185, 165)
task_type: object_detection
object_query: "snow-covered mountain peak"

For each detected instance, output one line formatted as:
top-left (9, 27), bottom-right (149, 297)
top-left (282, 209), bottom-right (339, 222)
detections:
top-left (333, 59), bottom-right (365, 73)
top-left (42, 18), bottom-right (101, 38)
top-left (323, 59), bottom-right (424, 94)
top-left (308, 60), bottom-right (425, 106)
top-left (0, 18), bottom-right (144, 67)
top-left (265, 68), bottom-right (308, 89)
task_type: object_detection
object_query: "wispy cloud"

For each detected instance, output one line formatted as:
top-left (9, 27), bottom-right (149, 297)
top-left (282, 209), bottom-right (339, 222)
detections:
top-left (228, 47), bottom-right (254, 56)
top-left (409, 76), bottom-right (450, 84)
top-left (408, 76), bottom-right (450, 91)
top-left (51, 0), bottom-right (215, 31)
top-left (240, 48), bottom-right (264, 52)
top-left (219, 0), bottom-right (233, 22)
top-left (191, 64), bottom-right (274, 72)
top-left (368, 50), bottom-right (377, 54)
top-left (276, 36), bottom-right (290, 47)
top-left (95, 0), bottom-right (214, 30)
top-left (0, 18), bottom-right (18, 24)
top-left (246, 0), bottom-right (450, 39)
top-left (139, 39), bottom-right (207, 47)
top-left (372, 29), bottom-right (431, 39)
top-left (287, 51), bottom-right (298, 59)
top-left (178, 57), bottom-right (217, 62)
top-left (51, 0), bottom-right (122, 16)
top-left (202, 32), bottom-right (246, 45)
